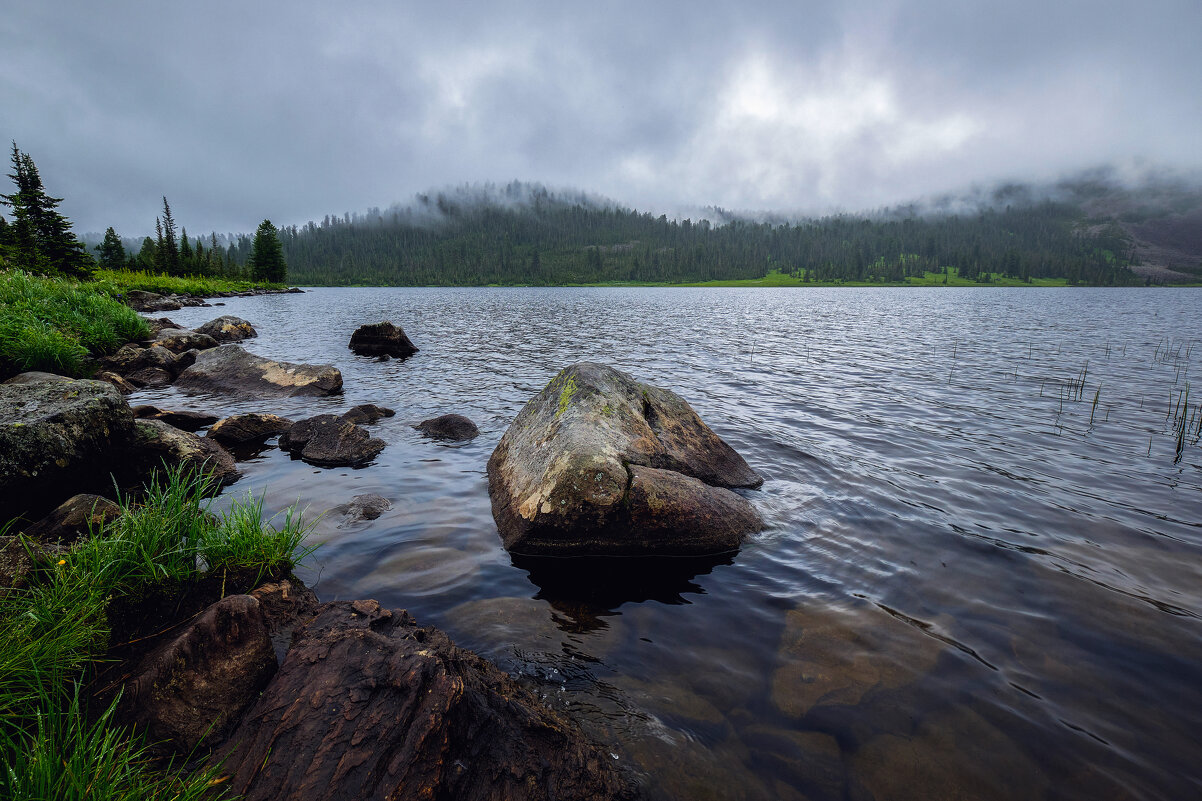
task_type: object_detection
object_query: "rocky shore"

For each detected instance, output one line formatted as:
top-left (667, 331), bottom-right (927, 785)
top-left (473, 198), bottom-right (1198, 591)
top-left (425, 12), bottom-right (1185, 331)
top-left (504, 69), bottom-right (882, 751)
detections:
top-left (0, 298), bottom-right (765, 800)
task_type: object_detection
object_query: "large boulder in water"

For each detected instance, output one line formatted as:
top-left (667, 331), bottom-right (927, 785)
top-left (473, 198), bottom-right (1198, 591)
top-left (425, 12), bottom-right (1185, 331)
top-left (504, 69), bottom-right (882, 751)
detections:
top-left (175, 345), bottom-right (342, 398)
top-left (0, 379), bottom-right (134, 521)
top-left (212, 600), bottom-right (636, 801)
top-left (348, 321), bottom-right (418, 359)
top-left (415, 413), bottom-right (479, 441)
top-left (487, 362), bottom-right (763, 555)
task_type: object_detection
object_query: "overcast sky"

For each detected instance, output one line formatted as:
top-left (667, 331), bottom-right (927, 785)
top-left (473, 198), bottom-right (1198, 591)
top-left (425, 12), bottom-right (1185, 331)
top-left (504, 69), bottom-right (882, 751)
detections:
top-left (3, 0), bottom-right (1199, 236)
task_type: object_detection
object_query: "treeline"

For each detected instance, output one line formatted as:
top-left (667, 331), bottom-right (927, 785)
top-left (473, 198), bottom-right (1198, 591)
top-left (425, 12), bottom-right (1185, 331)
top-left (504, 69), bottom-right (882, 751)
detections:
top-left (98, 196), bottom-right (257, 279)
top-left (279, 187), bottom-right (1139, 286)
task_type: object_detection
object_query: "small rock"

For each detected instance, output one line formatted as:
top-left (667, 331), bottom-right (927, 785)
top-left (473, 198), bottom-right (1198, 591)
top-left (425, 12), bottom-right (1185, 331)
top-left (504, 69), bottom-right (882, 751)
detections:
top-left (23, 493), bottom-right (121, 548)
top-left (332, 493), bottom-right (392, 523)
top-left (131, 406), bottom-right (220, 432)
top-left (95, 371), bottom-right (137, 394)
top-left (124, 290), bottom-right (182, 312)
top-left (414, 413), bottom-right (479, 441)
top-left (207, 413), bottom-right (295, 444)
top-left (348, 321), bottom-right (419, 359)
top-left (125, 367), bottom-right (174, 388)
top-left (340, 403), bottom-right (396, 424)
top-left (196, 315), bottom-right (258, 343)
top-left (142, 317), bottom-right (181, 336)
top-left (155, 328), bottom-right (219, 354)
top-left (278, 414), bottom-right (384, 467)
top-left (130, 419), bottom-right (239, 487)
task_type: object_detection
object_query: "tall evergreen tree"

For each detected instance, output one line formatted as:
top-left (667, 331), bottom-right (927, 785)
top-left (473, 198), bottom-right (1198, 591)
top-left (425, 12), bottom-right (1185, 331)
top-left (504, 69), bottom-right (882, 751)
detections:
top-left (248, 219), bottom-right (287, 283)
top-left (159, 196), bottom-right (180, 275)
top-left (95, 226), bottom-right (126, 270)
top-left (0, 143), bottom-right (91, 277)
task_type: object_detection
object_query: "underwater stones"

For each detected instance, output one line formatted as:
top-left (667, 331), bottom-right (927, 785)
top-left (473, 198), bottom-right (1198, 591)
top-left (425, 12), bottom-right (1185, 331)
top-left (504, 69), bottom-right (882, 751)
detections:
top-left (175, 345), bottom-right (343, 397)
top-left (348, 320), bottom-right (419, 358)
top-left (353, 546), bottom-right (479, 597)
top-left (278, 414), bottom-right (384, 467)
top-left (770, 601), bottom-right (944, 719)
top-left (414, 413), bottom-right (479, 441)
top-left (196, 315), bottom-right (257, 342)
top-left (487, 362), bottom-right (763, 556)
top-left (212, 600), bottom-right (637, 801)
top-left (332, 493), bottom-right (392, 523)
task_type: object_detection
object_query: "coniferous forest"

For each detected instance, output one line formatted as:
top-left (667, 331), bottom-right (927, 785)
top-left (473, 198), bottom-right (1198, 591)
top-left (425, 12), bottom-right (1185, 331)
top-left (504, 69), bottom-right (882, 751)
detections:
top-left (273, 184), bottom-right (1143, 286)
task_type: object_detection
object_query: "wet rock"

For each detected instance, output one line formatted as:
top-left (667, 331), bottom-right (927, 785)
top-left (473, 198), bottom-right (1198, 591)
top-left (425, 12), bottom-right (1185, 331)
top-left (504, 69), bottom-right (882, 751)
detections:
top-left (206, 412), bottom-right (294, 444)
top-left (142, 316), bottom-right (181, 336)
top-left (95, 370), bottom-right (137, 394)
top-left (129, 419), bottom-right (239, 488)
top-left (332, 493), bottom-right (391, 522)
top-left (3, 371), bottom-right (73, 384)
top-left (340, 403), bottom-right (395, 424)
top-left (154, 327), bottom-right (219, 354)
top-left (131, 405), bottom-right (220, 432)
top-left (278, 414), bottom-right (384, 467)
top-left (175, 345), bottom-right (343, 398)
top-left (739, 725), bottom-right (844, 800)
top-left (196, 315), bottom-right (257, 342)
top-left (119, 594), bottom-right (276, 753)
top-left (249, 579), bottom-right (321, 663)
top-left (213, 600), bottom-right (636, 801)
top-left (487, 362), bottom-right (762, 556)
top-left (23, 493), bottom-right (121, 549)
top-left (124, 290), bottom-right (182, 312)
top-left (125, 367), bottom-right (174, 388)
top-left (0, 379), bottom-right (134, 521)
top-left (348, 321), bottom-right (419, 359)
top-left (770, 601), bottom-right (944, 719)
top-left (415, 413), bottom-right (479, 441)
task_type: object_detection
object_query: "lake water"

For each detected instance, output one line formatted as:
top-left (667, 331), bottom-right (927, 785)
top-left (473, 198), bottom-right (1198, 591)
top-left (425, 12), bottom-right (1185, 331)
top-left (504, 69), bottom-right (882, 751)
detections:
top-left (141, 287), bottom-right (1202, 800)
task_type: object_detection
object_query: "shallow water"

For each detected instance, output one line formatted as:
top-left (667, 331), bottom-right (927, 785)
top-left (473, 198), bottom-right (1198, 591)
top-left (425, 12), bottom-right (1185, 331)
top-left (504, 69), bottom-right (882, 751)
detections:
top-left (144, 287), bottom-right (1202, 800)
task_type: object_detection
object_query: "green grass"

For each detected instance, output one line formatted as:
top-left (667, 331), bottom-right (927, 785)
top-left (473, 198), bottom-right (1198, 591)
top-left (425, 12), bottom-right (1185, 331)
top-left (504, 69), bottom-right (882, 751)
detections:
top-left (0, 467), bottom-right (313, 799)
top-left (94, 269), bottom-right (286, 298)
top-left (0, 270), bottom-right (151, 379)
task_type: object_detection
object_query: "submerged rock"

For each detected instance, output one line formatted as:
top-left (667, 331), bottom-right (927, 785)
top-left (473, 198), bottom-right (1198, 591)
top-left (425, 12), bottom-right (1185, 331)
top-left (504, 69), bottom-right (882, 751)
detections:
top-left (487, 362), bottom-right (762, 555)
top-left (278, 414), bottom-right (384, 467)
top-left (207, 412), bottom-right (294, 444)
top-left (340, 403), bottom-right (395, 424)
top-left (196, 315), bottom-right (257, 342)
top-left (415, 413), bottom-right (479, 441)
top-left (0, 379), bottom-right (134, 521)
top-left (332, 493), bottom-right (392, 523)
top-left (348, 321), bottom-right (419, 359)
top-left (213, 600), bottom-right (637, 801)
top-left (119, 594), bottom-right (276, 753)
top-left (175, 345), bottom-right (342, 398)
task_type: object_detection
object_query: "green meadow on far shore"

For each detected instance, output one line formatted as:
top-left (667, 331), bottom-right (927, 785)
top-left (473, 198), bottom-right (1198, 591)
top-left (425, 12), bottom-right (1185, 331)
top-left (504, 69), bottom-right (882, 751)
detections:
top-left (578, 267), bottom-right (1072, 288)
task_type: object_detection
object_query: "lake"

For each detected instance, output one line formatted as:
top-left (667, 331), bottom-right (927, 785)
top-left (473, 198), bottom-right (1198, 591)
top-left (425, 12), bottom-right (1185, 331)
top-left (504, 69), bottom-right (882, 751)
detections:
top-left (141, 287), bottom-right (1202, 800)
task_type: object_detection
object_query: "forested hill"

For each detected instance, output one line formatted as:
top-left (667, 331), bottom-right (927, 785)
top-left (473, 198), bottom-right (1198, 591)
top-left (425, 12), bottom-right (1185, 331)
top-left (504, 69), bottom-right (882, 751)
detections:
top-left (276, 185), bottom-right (1142, 286)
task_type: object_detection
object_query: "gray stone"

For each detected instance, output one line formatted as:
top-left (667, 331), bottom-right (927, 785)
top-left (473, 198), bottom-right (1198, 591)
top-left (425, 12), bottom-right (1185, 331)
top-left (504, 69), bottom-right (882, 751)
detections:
top-left (487, 362), bottom-right (762, 555)
top-left (3, 371), bottom-right (73, 385)
top-left (175, 345), bottom-right (342, 398)
top-left (130, 419), bottom-right (239, 488)
top-left (332, 493), bottom-right (392, 523)
top-left (196, 315), bottom-right (257, 342)
top-left (207, 413), bottom-right (294, 444)
top-left (278, 414), bottom-right (384, 467)
top-left (348, 321), bottom-right (419, 358)
top-left (340, 403), bottom-right (395, 424)
top-left (0, 379), bottom-right (133, 521)
top-left (23, 493), bottom-right (121, 548)
top-left (154, 328), bottom-right (219, 354)
top-left (415, 413), bottom-right (479, 441)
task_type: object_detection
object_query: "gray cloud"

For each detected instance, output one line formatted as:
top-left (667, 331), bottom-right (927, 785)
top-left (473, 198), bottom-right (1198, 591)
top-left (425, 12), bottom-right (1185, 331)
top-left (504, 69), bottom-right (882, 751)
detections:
top-left (2, 0), bottom-right (1199, 236)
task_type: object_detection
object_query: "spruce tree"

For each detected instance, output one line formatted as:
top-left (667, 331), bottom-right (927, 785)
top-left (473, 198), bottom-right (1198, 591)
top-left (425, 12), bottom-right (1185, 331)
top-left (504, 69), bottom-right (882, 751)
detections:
top-left (160, 197), bottom-right (180, 275)
top-left (95, 226), bottom-right (126, 270)
top-left (0, 143), bottom-right (91, 277)
top-left (248, 219), bottom-right (287, 283)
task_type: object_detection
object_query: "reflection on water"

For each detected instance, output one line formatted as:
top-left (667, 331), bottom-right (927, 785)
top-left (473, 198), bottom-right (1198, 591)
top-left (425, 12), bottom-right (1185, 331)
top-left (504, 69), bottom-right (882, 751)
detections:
top-left (144, 287), bottom-right (1202, 800)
